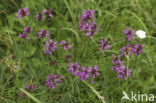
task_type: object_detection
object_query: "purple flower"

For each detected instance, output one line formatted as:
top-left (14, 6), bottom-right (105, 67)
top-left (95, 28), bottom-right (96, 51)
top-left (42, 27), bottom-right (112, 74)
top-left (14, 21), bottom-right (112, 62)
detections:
top-left (133, 44), bottom-right (144, 56)
top-left (79, 67), bottom-right (89, 81)
top-left (26, 84), bottom-right (37, 92)
top-left (19, 32), bottom-right (30, 40)
top-left (17, 6), bottom-right (30, 19)
top-left (88, 66), bottom-right (100, 79)
top-left (68, 63), bottom-right (100, 83)
top-left (68, 62), bottom-right (81, 76)
top-left (100, 38), bottom-right (111, 50)
top-left (38, 29), bottom-right (50, 39)
top-left (24, 27), bottom-right (32, 33)
top-left (65, 54), bottom-right (72, 61)
top-left (19, 27), bottom-right (32, 40)
top-left (120, 44), bottom-right (143, 57)
top-left (36, 12), bottom-right (42, 21)
top-left (60, 41), bottom-right (72, 50)
top-left (123, 28), bottom-right (135, 41)
top-left (45, 73), bottom-right (64, 90)
top-left (79, 9), bottom-right (99, 38)
top-left (45, 39), bottom-right (58, 55)
top-left (42, 9), bottom-right (53, 18)
top-left (86, 23), bottom-right (99, 38)
top-left (112, 55), bottom-right (131, 80)
top-left (120, 44), bottom-right (134, 56)
top-left (80, 9), bottom-right (95, 23)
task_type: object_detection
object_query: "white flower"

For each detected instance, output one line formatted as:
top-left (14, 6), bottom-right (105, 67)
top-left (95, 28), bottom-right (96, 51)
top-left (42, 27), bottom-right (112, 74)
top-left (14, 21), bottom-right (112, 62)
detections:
top-left (135, 30), bottom-right (146, 39)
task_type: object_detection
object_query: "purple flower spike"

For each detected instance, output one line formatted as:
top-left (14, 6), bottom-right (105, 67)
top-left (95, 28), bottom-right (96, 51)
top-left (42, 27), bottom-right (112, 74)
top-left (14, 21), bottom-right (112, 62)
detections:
top-left (45, 39), bottom-right (57, 55)
top-left (45, 73), bottom-right (64, 90)
top-left (42, 9), bottom-right (53, 18)
top-left (79, 9), bottom-right (99, 38)
top-left (100, 38), bottom-right (111, 50)
top-left (133, 44), bottom-right (144, 56)
top-left (79, 67), bottom-right (89, 81)
top-left (38, 29), bottom-right (50, 39)
top-left (60, 41), bottom-right (72, 51)
top-left (112, 55), bottom-right (131, 80)
top-left (86, 23), bottom-right (99, 38)
top-left (36, 12), bottom-right (42, 21)
top-left (123, 28), bottom-right (135, 41)
top-left (17, 6), bottom-right (30, 19)
top-left (68, 62), bottom-right (81, 76)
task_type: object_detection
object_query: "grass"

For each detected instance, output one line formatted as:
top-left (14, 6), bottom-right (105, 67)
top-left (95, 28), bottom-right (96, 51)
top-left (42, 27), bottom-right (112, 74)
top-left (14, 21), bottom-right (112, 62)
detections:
top-left (0, 0), bottom-right (156, 103)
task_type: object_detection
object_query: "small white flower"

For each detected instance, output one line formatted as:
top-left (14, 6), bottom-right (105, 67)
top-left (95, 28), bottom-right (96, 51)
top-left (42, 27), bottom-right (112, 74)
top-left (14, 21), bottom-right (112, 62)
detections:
top-left (135, 30), bottom-right (146, 39)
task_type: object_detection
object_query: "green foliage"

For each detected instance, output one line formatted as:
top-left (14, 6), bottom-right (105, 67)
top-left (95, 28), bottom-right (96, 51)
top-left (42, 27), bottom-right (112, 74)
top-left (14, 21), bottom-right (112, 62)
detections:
top-left (0, 0), bottom-right (156, 103)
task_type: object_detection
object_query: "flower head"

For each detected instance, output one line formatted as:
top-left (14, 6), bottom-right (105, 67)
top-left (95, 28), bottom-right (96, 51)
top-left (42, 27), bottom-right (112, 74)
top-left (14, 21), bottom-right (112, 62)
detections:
top-left (112, 55), bottom-right (131, 80)
top-left (120, 44), bottom-right (134, 56)
top-left (42, 9), bottom-right (53, 18)
top-left (19, 27), bottom-right (32, 40)
top-left (135, 30), bottom-right (146, 39)
top-left (87, 66), bottom-right (100, 83)
top-left (60, 41), bottom-right (72, 51)
top-left (45, 73), bottom-right (64, 90)
top-left (19, 32), bottom-right (30, 40)
top-left (68, 62), bottom-right (81, 76)
top-left (86, 23), bottom-right (99, 38)
top-left (17, 7), bottom-right (30, 19)
top-left (133, 44), bottom-right (144, 56)
top-left (123, 28), bottom-right (135, 41)
top-left (36, 12), bottom-right (43, 21)
top-left (45, 39), bottom-right (58, 55)
top-left (100, 38), bottom-right (111, 50)
top-left (79, 9), bottom-right (99, 38)
top-left (24, 27), bottom-right (32, 33)
top-left (38, 29), bottom-right (50, 39)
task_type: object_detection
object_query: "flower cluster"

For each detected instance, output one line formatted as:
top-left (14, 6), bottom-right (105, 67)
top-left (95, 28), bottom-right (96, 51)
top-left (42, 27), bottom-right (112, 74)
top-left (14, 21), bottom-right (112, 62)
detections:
top-left (120, 44), bottom-right (144, 56)
top-left (17, 6), bottom-right (30, 19)
top-left (60, 41), bottom-right (72, 51)
top-left (100, 38), bottom-right (111, 50)
top-left (79, 9), bottom-right (99, 38)
top-left (68, 62), bottom-right (100, 83)
top-left (36, 9), bottom-right (53, 21)
top-left (45, 39), bottom-right (58, 55)
top-left (26, 84), bottom-right (38, 92)
top-left (36, 12), bottom-right (42, 21)
top-left (135, 30), bottom-right (146, 39)
top-left (38, 29), bottom-right (50, 39)
top-left (19, 27), bottom-right (32, 40)
top-left (112, 55), bottom-right (131, 80)
top-left (123, 28), bottom-right (135, 41)
top-left (42, 9), bottom-right (53, 18)
top-left (45, 73), bottom-right (65, 89)
top-left (112, 43), bottom-right (144, 80)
